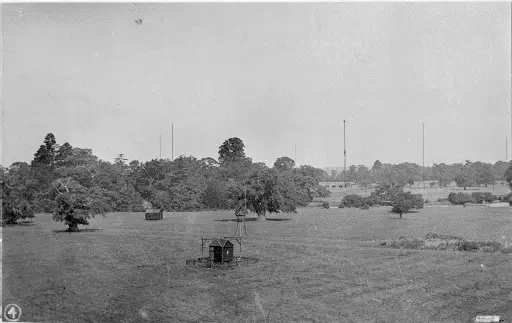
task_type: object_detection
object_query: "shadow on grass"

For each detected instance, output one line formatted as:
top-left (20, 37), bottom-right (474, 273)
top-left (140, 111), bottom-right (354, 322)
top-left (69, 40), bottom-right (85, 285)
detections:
top-left (1, 221), bottom-right (36, 227)
top-left (53, 228), bottom-right (101, 233)
top-left (215, 218), bottom-right (292, 222)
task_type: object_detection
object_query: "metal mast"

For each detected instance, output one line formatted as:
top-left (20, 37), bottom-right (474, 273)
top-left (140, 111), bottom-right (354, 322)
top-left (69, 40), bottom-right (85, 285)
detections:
top-left (171, 123), bottom-right (174, 161)
top-left (423, 123), bottom-right (425, 192)
top-left (343, 120), bottom-right (346, 182)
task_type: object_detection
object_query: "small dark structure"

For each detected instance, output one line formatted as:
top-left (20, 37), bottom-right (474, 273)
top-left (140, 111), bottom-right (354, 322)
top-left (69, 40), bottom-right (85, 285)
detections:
top-left (145, 209), bottom-right (163, 221)
top-left (209, 239), bottom-right (234, 263)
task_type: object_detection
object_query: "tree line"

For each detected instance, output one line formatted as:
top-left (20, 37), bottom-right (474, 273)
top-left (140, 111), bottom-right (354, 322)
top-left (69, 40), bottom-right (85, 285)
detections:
top-left (1, 134), bottom-right (330, 230)
top-left (324, 159), bottom-right (511, 190)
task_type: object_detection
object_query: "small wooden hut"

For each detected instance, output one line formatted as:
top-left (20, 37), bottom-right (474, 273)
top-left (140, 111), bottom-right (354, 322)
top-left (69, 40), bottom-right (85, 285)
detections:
top-left (145, 209), bottom-right (163, 221)
top-left (209, 239), bottom-right (234, 263)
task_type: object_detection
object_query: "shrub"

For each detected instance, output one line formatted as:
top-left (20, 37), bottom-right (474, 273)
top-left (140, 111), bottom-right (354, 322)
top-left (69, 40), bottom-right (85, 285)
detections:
top-left (341, 194), bottom-right (365, 208)
top-left (471, 192), bottom-right (486, 204)
top-left (360, 204), bottom-right (370, 210)
top-left (322, 201), bottom-right (330, 209)
top-left (448, 192), bottom-right (475, 205)
top-left (338, 202), bottom-right (345, 208)
top-left (363, 195), bottom-right (379, 206)
top-left (411, 194), bottom-right (424, 209)
top-left (456, 241), bottom-right (478, 251)
top-left (483, 192), bottom-right (497, 203)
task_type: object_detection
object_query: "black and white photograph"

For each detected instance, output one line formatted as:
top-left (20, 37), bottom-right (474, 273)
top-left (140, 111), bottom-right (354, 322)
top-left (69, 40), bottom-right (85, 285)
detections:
top-left (1, 1), bottom-right (511, 322)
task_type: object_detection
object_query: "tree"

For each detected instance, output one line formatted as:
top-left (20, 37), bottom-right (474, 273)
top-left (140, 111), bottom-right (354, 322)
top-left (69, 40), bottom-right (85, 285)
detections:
top-left (472, 162), bottom-right (493, 187)
top-left (238, 164), bottom-right (280, 221)
top-left (32, 133), bottom-right (58, 168)
top-left (371, 182), bottom-right (404, 204)
top-left (51, 177), bottom-right (109, 232)
top-left (273, 157), bottom-right (295, 172)
top-left (1, 163), bottom-right (36, 224)
top-left (114, 153), bottom-right (128, 166)
top-left (372, 160), bottom-right (383, 172)
top-left (391, 192), bottom-right (423, 219)
top-left (354, 165), bottom-right (371, 188)
top-left (346, 165), bottom-right (357, 183)
top-left (433, 163), bottom-right (452, 187)
top-left (505, 162), bottom-right (512, 190)
top-left (218, 137), bottom-right (246, 164)
top-left (55, 142), bottom-right (73, 166)
top-left (492, 161), bottom-right (510, 182)
top-left (454, 161), bottom-right (475, 190)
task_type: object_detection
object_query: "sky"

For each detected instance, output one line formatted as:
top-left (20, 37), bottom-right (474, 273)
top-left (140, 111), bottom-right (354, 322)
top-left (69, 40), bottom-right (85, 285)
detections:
top-left (2, 2), bottom-right (511, 169)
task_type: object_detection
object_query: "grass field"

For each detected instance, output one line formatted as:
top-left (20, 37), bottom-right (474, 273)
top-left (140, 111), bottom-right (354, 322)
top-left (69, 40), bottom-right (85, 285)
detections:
top-left (2, 206), bottom-right (512, 322)
top-left (321, 182), bottom-right (511, 205)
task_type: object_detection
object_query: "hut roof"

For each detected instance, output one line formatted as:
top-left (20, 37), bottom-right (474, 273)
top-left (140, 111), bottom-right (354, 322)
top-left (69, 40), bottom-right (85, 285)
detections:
top-left (209, 239), bottom-right (233, 247)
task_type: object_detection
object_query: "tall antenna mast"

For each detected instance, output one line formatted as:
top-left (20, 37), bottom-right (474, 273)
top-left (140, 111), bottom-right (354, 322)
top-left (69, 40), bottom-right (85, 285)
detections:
top-left (423, 123), bottom-right (425, 192)
top-left (507, 136), bottom-right (508, 161)
top-left (171, 123), bottom-right (174, 161)
top-left (159, 134), bottom-right (162, 159)
top-left (343, 120), bottom-right (346, 182)
top-left (294, 144), bottom-right (297, 163)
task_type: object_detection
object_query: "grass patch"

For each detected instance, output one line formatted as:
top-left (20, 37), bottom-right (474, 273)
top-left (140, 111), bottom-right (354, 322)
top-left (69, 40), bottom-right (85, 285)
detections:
top-left (3, 208), bottom-right (512, 322)
top-left (379, 233), bottom-right (512, 254)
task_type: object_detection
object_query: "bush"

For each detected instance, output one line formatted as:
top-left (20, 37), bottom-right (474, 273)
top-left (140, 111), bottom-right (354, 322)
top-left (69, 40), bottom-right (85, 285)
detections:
top-left (322, 201), bottom-right (330, 209)
top-left (341, 194), bottom-right (365, 208)
top-left (338, 202), bottom-right (345, 208)
top-left (448, 192), bottom-right (475, 205)
top-left (411, 194), bottom-right (424, 209)
top-left (471, 192), bottom-right (486, 204)
top-left (483, 192), bottom-right (497, 203)
top-left (360, 204), bottom-right (370, 210)
top-left (363, 195), bottom-right (379, 206)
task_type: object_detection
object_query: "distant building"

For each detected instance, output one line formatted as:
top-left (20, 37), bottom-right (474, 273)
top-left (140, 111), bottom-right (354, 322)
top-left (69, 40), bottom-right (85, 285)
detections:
top-left (319, 181), bottom-right (356, 189)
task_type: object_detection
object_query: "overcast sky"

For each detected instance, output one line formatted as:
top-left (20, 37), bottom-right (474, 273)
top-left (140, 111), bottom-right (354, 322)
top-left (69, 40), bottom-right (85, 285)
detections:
top-left (2, 3), bottom-right (511, 168)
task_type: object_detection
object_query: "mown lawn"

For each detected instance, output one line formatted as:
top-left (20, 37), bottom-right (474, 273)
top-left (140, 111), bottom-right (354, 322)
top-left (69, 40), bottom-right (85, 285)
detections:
top-left (2, 206), bottom-right (512, 322)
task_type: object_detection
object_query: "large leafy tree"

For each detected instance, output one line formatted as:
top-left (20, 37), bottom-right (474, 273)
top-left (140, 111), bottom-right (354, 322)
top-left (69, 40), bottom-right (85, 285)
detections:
top-left (346, 165), bottom-right (358, 183)
top-left (505, 162), bottom-right (512, 190)
top-left (432, 163), bottom-right (452, 187)
top-left (454, 161), bottom-right (475, 190)
top-left (273, 156), bottom-right (295, 172)
top-left (52, 178), bottom-right (108, 232)
top-left (236, 164), bottom-right (281, 221)
top-left (32, 133), bottom-right (58, 168)
top-left (471, 162), bottom-right (493, 187)
top-left (1, 163), bottom-right (36, 224)
top-left (391, 191), bottom-right (424, 219)
top-left (218, 137), bottom-right (246, 164)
